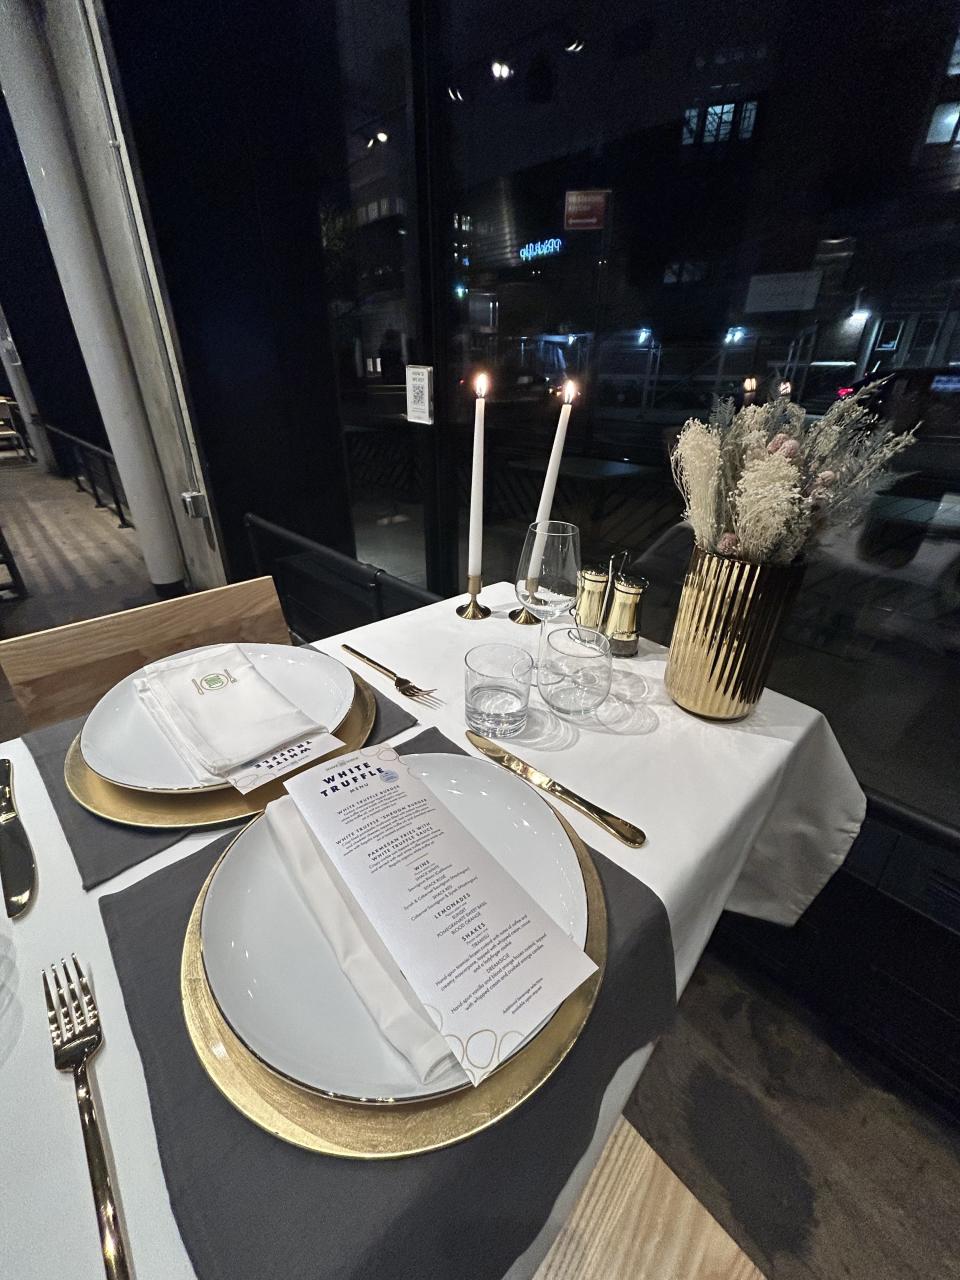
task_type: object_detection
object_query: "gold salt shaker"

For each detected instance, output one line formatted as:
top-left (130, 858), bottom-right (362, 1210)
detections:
top-left (575, 567), bottom-right (610, 631)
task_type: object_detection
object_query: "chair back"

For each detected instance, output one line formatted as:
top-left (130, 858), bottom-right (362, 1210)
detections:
top-left (244, 514), bottom-right (440, 641)
top-left (376, 568), bottom-right (439, 617)
top-left (276, 542), bottom-right (381, 639)
top-left (0, 576), bottom-right (289, 730)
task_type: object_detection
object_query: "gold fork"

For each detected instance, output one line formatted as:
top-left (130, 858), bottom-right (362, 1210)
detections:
top-left (341, 644), bottom-right (443, 709)
top-left (43, 956), bottom-right (131, 1280)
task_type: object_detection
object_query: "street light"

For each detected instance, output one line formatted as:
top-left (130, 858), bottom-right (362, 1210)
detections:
top-left (724, 326), bottom-right (747, 345)
top-left (491, 61), bottom-right (513, 79)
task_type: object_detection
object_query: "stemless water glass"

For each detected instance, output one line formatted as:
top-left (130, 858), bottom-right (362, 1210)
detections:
top-left (538, 626), bottom-right (613, 718)
top-left (464, 643), bottom-right (535, 738)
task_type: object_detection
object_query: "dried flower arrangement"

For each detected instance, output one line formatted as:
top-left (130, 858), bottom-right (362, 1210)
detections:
top-left (670, 387), bottom-right (915, 565)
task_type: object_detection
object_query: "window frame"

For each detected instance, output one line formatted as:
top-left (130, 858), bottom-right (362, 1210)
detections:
top-left (682, 99), bottom-right (759, 147)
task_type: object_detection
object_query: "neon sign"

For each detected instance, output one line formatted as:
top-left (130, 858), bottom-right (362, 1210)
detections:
top-left (519, 237), bottom-right (563, 262)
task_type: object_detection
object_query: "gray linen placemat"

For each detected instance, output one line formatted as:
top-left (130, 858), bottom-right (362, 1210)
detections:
top-left (24, 691), bottom-right (417, 890)
top-left (100, 727), bottom-right (675, 1280)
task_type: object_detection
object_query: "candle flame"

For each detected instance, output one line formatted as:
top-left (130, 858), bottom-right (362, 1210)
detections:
top-left (563, 380), bottom-right (577, 404)
top-left (474, 372), bottom-right (489, 398)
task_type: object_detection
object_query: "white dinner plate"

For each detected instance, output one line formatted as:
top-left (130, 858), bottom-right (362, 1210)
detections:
top-left (80, 644), bottom-right (355, 793)
top-left (200, 753), bottom-right (589, 1103)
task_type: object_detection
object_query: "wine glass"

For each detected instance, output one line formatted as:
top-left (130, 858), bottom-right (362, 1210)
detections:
top-left (514, 520), bottom-right (581, 671)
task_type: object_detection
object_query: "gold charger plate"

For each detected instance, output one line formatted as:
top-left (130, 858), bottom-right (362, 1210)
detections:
top-left (181, 812), bottom-right (607, 1158)
top-left (64, 674), bottom-right (376, 828)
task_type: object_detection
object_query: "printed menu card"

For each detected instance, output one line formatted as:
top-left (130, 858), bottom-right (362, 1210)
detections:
top-left (285, 747), bottom-right (598, 1085)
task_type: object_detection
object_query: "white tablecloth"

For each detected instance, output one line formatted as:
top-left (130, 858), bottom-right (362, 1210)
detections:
top-left (0, 582), bottom-right (864, 1280)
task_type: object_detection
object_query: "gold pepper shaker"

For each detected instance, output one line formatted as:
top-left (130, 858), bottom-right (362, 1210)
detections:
top-left (602, 574), bottom-right (649, 657)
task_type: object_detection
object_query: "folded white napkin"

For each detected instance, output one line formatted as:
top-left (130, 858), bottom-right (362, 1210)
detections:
top-left (135, 643), bottom-right (320, 782)
top-left (264, 795), bottom-right (457, 1085)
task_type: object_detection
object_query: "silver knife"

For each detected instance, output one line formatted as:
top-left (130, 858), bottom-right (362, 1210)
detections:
top-left (0, 759), bottom-right (36, 917)
top-left (466, 732), bottom-right (646, 848)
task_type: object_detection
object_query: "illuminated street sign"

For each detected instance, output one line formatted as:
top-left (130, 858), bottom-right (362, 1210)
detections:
top-left (564, 189), bottom-right (610, 230)
top-left (519, 237), bottom-right (563, 262)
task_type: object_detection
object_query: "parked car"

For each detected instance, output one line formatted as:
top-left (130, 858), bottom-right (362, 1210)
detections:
top-left (846, 367), bottom-right (960, 487)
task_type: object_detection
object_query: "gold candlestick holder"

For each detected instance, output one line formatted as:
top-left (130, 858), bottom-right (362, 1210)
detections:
top-left (509, 576), bottom-right (540, 624)
top-left (456, 574), bottom-right (491, 620)
top-left (508, 605), bottom-right (540, 624)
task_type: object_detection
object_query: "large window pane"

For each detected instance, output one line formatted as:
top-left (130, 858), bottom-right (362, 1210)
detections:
top-left (437, 0), bottom-right (960, 828)
top-left (320, 0), bottom-right (429, 586)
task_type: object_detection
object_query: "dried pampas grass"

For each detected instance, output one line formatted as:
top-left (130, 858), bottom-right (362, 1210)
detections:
top-left (669, 386), bottom-right (914, 566)
top-left (733, 452), bottom-right (803, 564)
top-left (671, 419), bottom-right (720, 549)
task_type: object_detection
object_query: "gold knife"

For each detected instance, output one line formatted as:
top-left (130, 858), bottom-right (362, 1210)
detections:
top-left (466, 732), bottom-right (646, 848)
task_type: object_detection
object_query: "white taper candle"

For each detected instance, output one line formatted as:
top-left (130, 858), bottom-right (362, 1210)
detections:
top-left (467, 373), bottom-right (488, 579)
top-left (530, 380), bottom-right (576, 575)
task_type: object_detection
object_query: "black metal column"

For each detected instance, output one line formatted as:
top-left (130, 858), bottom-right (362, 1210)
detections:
top-left (409, 0), bottom-right (460, 597)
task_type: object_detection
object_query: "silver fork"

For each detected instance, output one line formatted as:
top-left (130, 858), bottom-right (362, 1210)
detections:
top-left (341, 644), bottom-right (443, 709)
top-left (43, 956), bottom-right (131, 1280)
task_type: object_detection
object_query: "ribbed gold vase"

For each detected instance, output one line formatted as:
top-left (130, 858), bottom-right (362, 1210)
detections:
top-left (664, 547), bottom-right (803, 720)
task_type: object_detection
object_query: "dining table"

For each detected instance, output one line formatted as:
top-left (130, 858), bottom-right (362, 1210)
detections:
top-left (0, 580), bottom-right (865, 1280)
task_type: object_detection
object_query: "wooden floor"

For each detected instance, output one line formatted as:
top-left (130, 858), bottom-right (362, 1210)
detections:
top-left (626, 951), bottom-right (960, 1280)
top-left (536, 1118), bottom-right (764, 1279)
top-left (0, 457), bottom-right (154, 737)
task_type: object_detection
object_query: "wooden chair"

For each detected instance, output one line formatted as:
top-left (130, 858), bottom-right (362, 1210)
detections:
top-left (0, 576), bottom-right (290, 730)
top-left (535, 1118), bottom-right (765, 1280)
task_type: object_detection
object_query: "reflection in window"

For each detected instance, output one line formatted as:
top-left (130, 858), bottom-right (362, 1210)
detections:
top-left (739, 100), bottom-right (757, 139)
top-left (925, 101), bottom-right (960, 143)
top-left (682, 106), bottom-right (700, 144)
top-left (949, 32), bottom-right (960, 76)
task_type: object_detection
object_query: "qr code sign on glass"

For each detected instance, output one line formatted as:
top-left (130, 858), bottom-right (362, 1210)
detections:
top-left (406, 366), bottom-right (433, 422)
